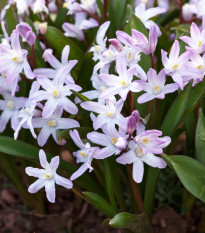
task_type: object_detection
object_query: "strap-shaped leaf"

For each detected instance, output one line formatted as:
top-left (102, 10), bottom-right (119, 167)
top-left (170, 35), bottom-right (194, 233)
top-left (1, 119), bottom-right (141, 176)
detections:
top-left (4, 4), bottom-right (19, 36)
top-left (84, 192), bottom-right (117, 218)
top-left (44, 26), bottom-right (84, 73)
top-left (0, 136), bottom-right (104, 195)
top-left (161, 83), bottom-right (191, 136)
top-left (162, 154), bottom-right (205, 202)
top-left (109, 212), bottom-right (152, 233)
top-left (195, 108), bottom-right (205, 166)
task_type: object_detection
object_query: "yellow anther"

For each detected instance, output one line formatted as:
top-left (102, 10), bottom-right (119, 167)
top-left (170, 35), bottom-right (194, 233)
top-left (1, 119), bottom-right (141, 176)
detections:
top-left (44, 173), bottom-right (51, 179)
top-left (112, 137), bottom-right (117, 144)
top-left (99, 86), bottom-right (105, 92)
top-left (80, 151), bottom-right (86, 157)
top-left (199, 40), bottom-right (202, 47)
top-left (94, 45), bottom-right (100, 52)
top-left (63, 2), bottom-right (67, 8)
top-left (172, 64), bottom-right (179, 69)
top-left (6, 100), bottom-right (15, 109)
top-left (197, 65), bottom-right (203, 70)
top-left (12, 57), bottom-right (19, 62)
top-left (52, 90), bottom-right (59, 97)
top-left (48, 120), bottom-right (54, 127)
top-left (154, 85), bottom-right (160, 91)
top-left (138, 148), bottom-right (143, 154)
top-left (141, 137), bottom-right (149, 144)
top-left (3, 74), bottom-right (6, 78)
top-left (106, 112), bottom-right (112, 117)
top-left (127, 52), bottom-right (132, 60)
top-left (120, 80), bottom-right (126, 86)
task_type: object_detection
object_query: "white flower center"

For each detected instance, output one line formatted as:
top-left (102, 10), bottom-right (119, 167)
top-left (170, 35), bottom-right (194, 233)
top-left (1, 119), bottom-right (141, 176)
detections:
top-left (44, 173), bottom-right (53, 179)
top-left (139, 136), bottom-right (149, 145)
top-left (48, 120), bottom-right (57, 127)
top-left (153, 85), bottom-right (161, 95)
top-left (134, 147), bottom-right (143, 158)
top-left (99, 86), bottom-right (106, 92)
top-left (6, 100), bottom-right (15, 110)
top-left (94, 45), bottom-right (101, 52)
top-left (12, 56), bottom-right (24, 63)
top-left (172, 64), bottom-right (179, 70)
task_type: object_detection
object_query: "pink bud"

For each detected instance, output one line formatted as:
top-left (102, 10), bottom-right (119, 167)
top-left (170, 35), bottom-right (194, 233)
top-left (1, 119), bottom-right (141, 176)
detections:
top-left (39, 22), bottom-right (47, 35)
top-left (25, 31), bottom-right (36, 46)
top-left (109, 39), bottom-right (123, 52)
top-left (17, 22), bottom-right (36, 46)
top-left (127, 110), bottom-right (140, 135)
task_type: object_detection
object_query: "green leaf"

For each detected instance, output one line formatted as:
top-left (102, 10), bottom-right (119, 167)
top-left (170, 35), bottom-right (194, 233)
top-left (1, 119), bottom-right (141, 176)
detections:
top-left (124, 13), bottom-right (148, 37)
top-left (57, 127), bottom-right (92, 142)
top-left (4, 4), bottom-right (19, 36)
top-left (71, 90), bottom-right (90, 102)
top-left (112, 0), bottom-right (126, 29)
top-left (103, 159), bottom-right (118, 211)
top-left (195, 108), bottom-right (205, 166)
top-left (162, 154), bottom-right (205, 202)
top-left (109, 212), bottom-right (152, 233)
top-left (174, 79), bottom-right (205, 132)
top-left (84, 192), bottom-right (117, 218)
top-left (44, 26), bottom-right (84, 73)
top-left (0, 136), bottom-right (104, 195)
top-left (161, 83), bottom-right (191, 136)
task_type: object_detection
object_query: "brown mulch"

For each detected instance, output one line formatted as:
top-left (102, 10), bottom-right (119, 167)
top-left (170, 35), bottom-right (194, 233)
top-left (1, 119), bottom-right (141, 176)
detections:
top-left (0, 171), bottom-right (199, 233)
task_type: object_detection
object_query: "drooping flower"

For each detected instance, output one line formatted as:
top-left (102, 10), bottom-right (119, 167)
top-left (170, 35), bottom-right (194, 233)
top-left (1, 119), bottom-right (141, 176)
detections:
top-left (132, 26), bottom-right (158, 55)
top-left (134, 3), bottom-right (166, 36)
top-left (137, 68), bottom-right (179, 103)
top-left (32, 0), bottom-right (49, 14)
top-left (116, 140), bottom-right (167, 183)
top-left (14, 100), bottom-right (41, 140)
top-left (90, 21), bottom-right (110, 61)
top-left (26, 149), bottom-right (73, 203)
top-left (69, 129), bottom-right (99, 180)
top-left (63, 12), bottom-right (98, 41)
top-left (0, 91), bottom-right (26, 133)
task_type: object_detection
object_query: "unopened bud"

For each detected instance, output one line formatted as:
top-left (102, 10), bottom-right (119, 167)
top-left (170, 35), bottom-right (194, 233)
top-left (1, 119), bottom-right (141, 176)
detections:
top-left (39, 22), bottom-right (48, 35)
top-left (115, 137), bottom-right (127, 151)
top-left (17, 22), bottom-right (36, 46)
top-left (109, 39), bottom-right (123, 52)
top-left (127, 110), bottom-right (140, 135)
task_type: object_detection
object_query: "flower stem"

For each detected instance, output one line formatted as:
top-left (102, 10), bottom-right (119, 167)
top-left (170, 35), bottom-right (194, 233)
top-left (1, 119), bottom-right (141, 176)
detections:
top-left (126, 164), bottom-right (145, 213)
top-left (150, 53), bottom-right (155, 69)
top-left (103, 0), bottom-right (108, 22)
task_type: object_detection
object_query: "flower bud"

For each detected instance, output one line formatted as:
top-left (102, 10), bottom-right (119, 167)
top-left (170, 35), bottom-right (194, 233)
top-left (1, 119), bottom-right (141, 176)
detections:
top-left (115, 137), bottom-right (127, 151)
top-left (17, 22), bottom-right (36, 46)
top-left (39, 22), bottom-right (48, 35)
top-left (182, 3), bottom-right (194, 21)
top-left (127, 110), bottom-right (140, 135)
top-left (109, 39), bottom-right (123, 52)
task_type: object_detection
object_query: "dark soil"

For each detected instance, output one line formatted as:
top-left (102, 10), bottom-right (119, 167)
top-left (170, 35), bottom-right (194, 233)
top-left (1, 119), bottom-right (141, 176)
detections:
top-left (0, 171), bottom-right (200, 233)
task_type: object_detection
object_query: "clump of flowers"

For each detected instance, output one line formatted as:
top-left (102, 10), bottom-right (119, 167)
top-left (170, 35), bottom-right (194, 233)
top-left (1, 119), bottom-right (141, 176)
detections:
top-left (1, 0), bottom-right (205, 231)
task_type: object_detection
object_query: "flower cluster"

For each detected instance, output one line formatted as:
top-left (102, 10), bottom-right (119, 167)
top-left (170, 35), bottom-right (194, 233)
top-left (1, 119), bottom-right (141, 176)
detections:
top-left (1, 0), bottom-right (205, 204)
